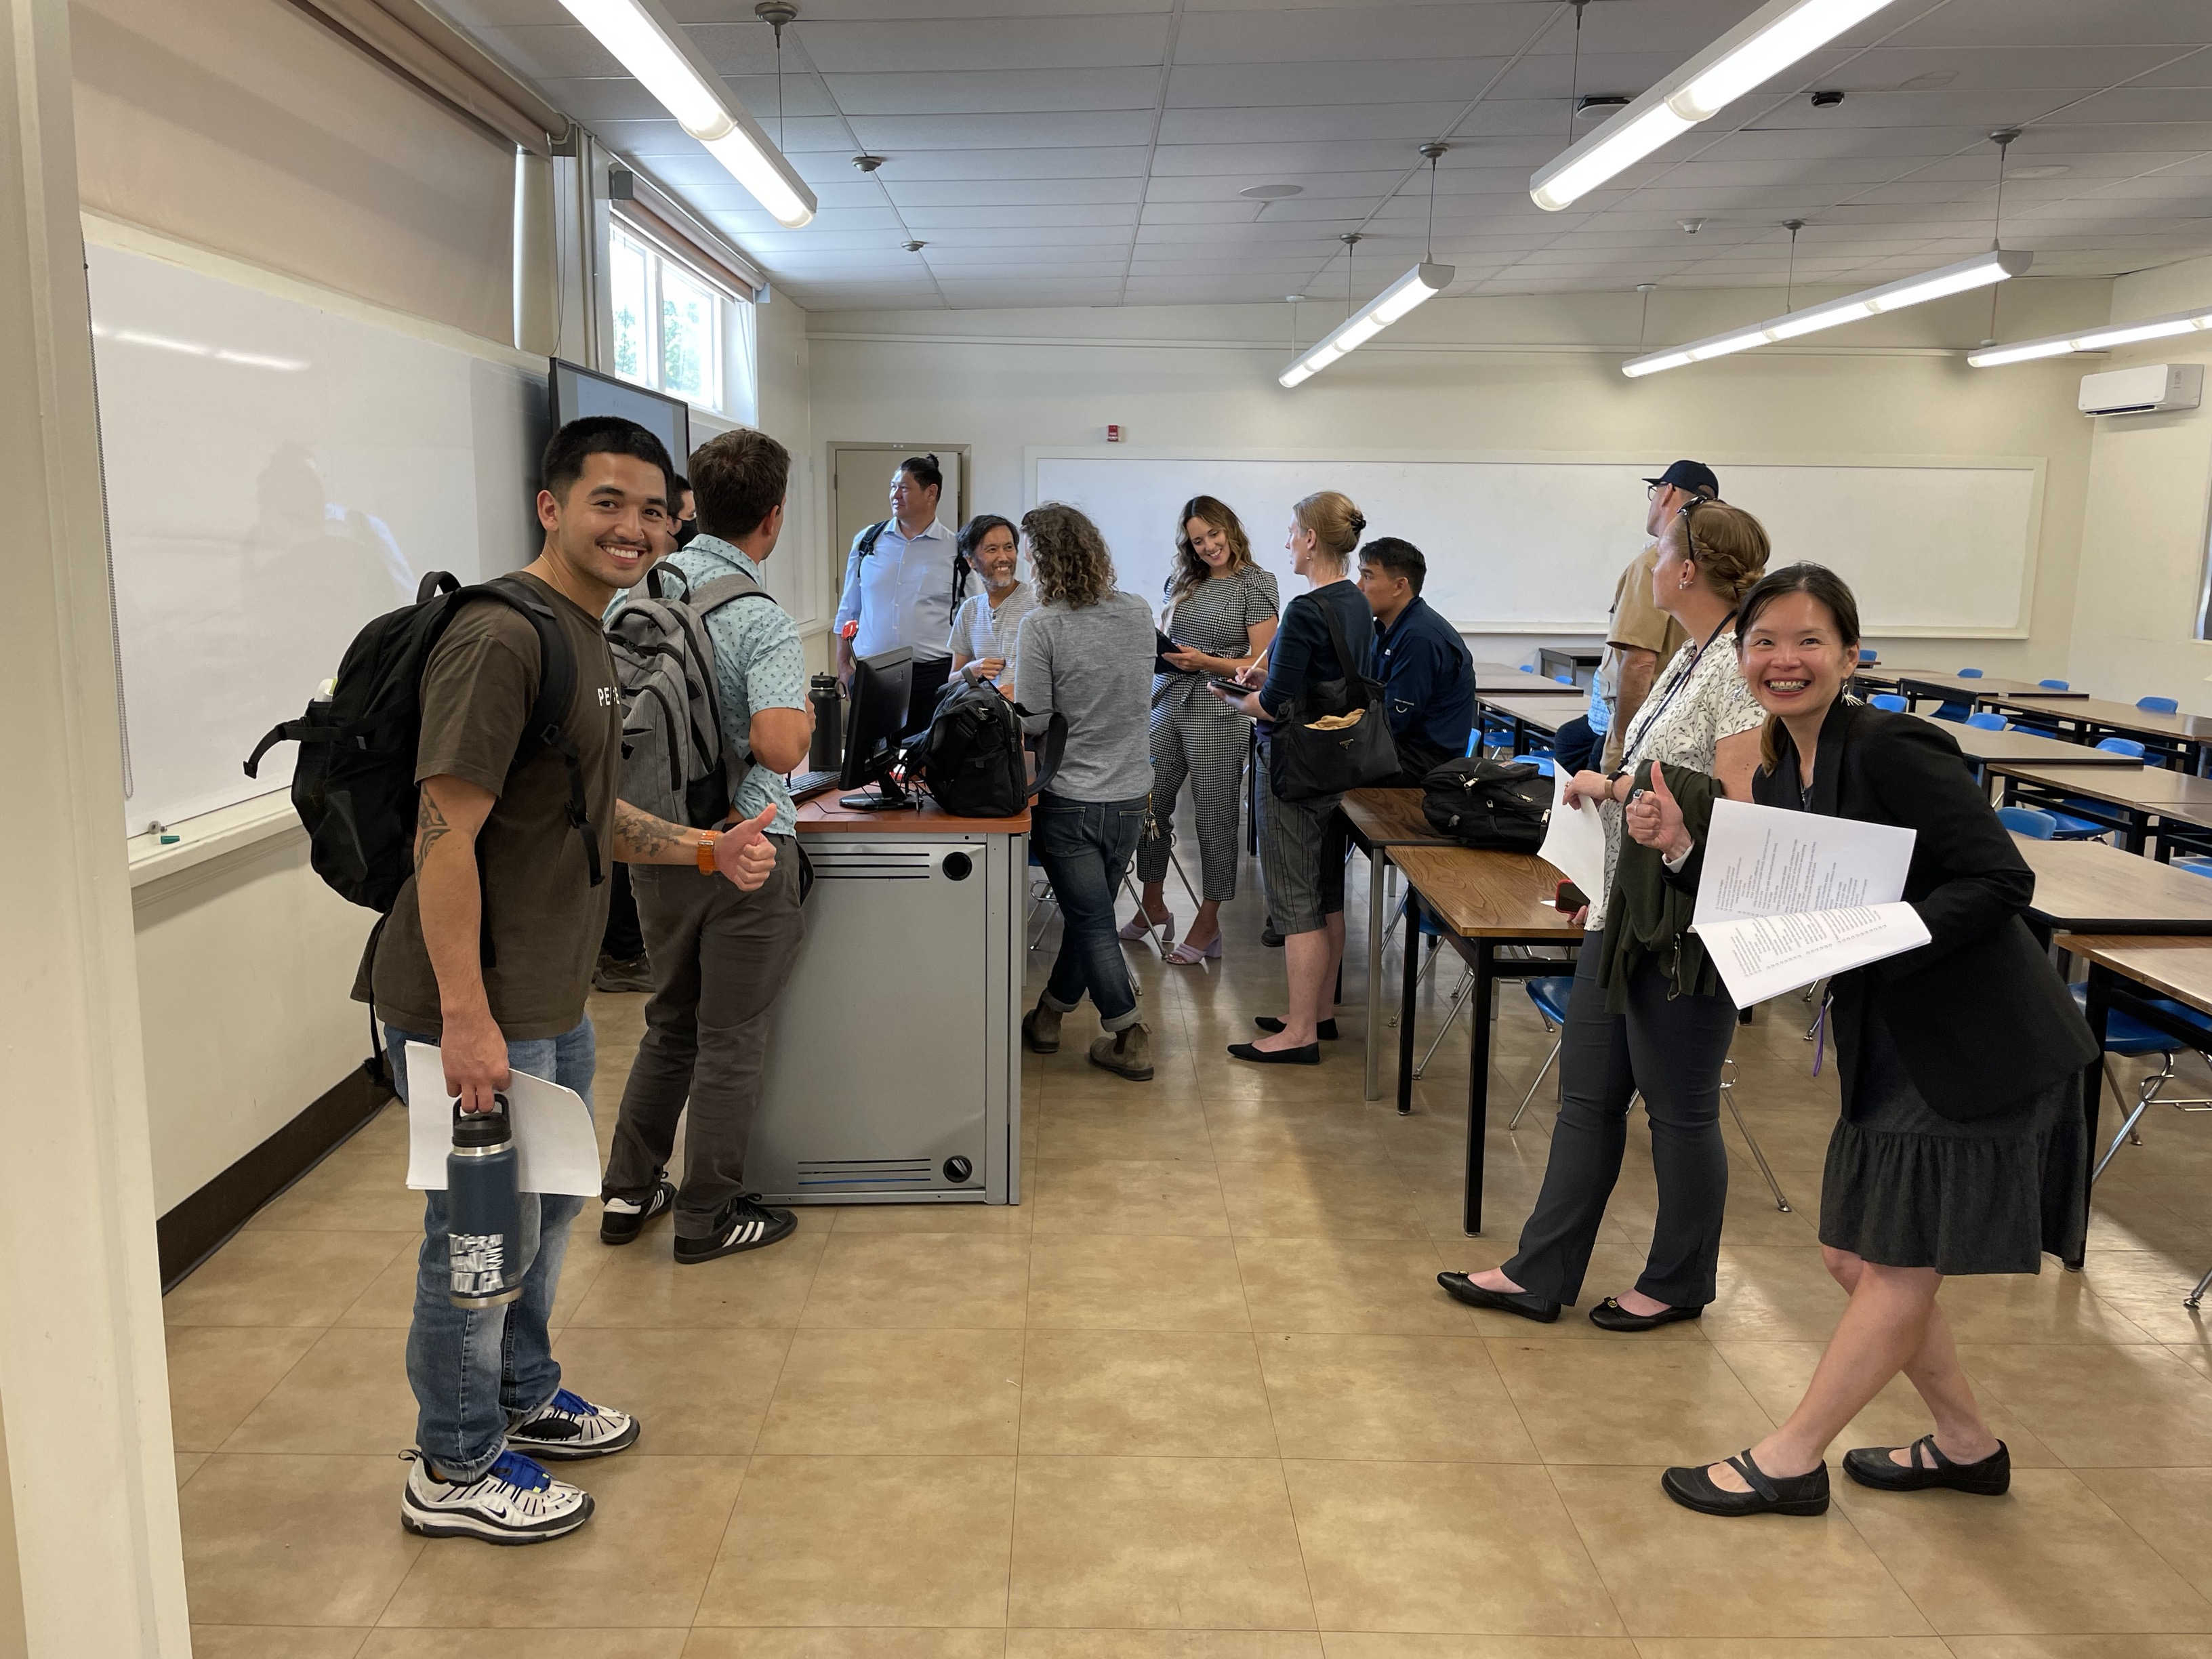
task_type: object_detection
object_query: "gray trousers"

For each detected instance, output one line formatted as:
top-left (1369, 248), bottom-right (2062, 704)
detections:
top-left (1502, 939), bottom-right (1740, 1308)
top-left (1136, 700), bottom-right (1250, 901)
top-left (604, 837), bottom-right (804, 1237)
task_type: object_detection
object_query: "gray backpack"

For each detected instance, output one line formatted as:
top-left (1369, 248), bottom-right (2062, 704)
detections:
top-left (607, 559), bottom-right (777, 830)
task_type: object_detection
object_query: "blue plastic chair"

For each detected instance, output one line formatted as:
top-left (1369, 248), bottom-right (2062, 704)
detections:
top-left (1553, 674), bottom-right (1574, 685)
top-left (1957, 667), bottom-right (1984, 678)
top-left (1858, 649), bottom-right (1879, 663)
top-left (1869, 693), bottom-right (1908, 713)
top-left (2045, 739), bottom-right (2148, 839)
top-left (1517, 663), bottom-right (1535, 674)
top-left (1967, 711), bottom-right (2005, 731)
top-left (2039, 679), bottom-right (2071, 690)
top-left (2139, 695), bottom-right (2179, 715)
top-left (1507, 976), bottom-right (1579, 1128)
top-left (2073, 981), bottom-right (2212, 1183)
top-left (1997, 806), bottom-right (2057, 838)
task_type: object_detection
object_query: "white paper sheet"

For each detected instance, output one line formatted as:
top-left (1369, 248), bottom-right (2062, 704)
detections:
top-left (1694, 798), bottom-right (1917, 926)
top-left (1693, 902), bottom-right (1931, 1006)
top-left (1537, 766), bottom-right (1607, 905)
top-left (403, 1042), bottom-right (602, 1195)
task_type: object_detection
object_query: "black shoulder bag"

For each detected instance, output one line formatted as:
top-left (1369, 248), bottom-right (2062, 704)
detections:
top-left (1265, 594), bottom-right (1400, 803)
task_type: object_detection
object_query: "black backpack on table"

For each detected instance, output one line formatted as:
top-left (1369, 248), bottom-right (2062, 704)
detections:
top-left (1420, 756), bottom-right (1552, 852)
top-left (903, 678), bottom-right (1066, 818)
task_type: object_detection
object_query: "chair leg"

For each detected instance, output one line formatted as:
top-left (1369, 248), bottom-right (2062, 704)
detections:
top-left (1414, 969), bottom-right (1476, 1079)
top-left (1508, 1036), bottom-right (1563, 1130)
top-left (1387, 936), bottom-right (1442, 1028)
top-left (1168, 846), bottom-right (1204, 914)
top-left (2188, 1261), bottom-right (2212, 1311)
top-left (1120, 874), bottom-right (1170, 958)
top-left (1721, 1067), bottom-right (1792, 1213)
top-left (2093, 1056), bottom-right (2173, 1182)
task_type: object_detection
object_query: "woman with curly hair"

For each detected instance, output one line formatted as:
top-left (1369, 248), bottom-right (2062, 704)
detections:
top-left (1014, 503), bottom-right (1160, 1082)
top-left (1124, 495), bottom-right (1279, 964)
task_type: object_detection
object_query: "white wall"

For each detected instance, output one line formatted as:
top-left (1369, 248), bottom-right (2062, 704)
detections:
top-left (806, 280), bottom-right (2112, 678)
top-left (2067, 253), bottom-right (2212, 712)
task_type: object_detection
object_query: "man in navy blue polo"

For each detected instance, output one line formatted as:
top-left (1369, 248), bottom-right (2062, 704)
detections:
top-left (1355, 536), bottom-right (1475, 785)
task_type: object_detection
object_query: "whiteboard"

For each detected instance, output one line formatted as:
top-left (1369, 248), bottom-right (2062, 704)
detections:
top-left (1030, 451), bottom-right (2042, 639)
top-left (88, 241), bottom-right (548, 834)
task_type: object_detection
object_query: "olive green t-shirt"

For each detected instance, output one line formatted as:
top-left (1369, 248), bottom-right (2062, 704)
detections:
top-left (359, 572), bottom-right (622, 1039)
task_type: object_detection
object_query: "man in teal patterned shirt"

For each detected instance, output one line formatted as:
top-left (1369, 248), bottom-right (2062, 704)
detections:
top-left (600, 428), bottom-right (814, 1265)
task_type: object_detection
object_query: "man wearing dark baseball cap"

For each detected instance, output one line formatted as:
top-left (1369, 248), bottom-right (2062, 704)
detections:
top-left (1593, 459), bottom-right (1721, 771)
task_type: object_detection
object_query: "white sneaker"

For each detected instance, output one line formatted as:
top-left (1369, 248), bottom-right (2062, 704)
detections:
top-left (506, 1387), bottom-right (640, 1460)
top-left (400, 1449), bottom-right (593, 1544)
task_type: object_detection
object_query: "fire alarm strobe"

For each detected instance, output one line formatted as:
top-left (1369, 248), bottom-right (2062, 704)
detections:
top-left (1105, 424), bottom-right (1124, 443)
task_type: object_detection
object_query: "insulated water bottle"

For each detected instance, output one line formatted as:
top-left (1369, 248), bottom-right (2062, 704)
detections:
top-left (446, 1097), bottom-right (523, 1309)
top-left (808, 673), bottom-right (844, 773)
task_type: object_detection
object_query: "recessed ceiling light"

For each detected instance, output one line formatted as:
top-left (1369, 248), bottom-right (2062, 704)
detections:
top-left (1240, 184), bottom-right (1304, 200)
top-left (2010, 164), bottom-right (2069, 179)
top-left (1576, 95), bottom-right (1631, 121)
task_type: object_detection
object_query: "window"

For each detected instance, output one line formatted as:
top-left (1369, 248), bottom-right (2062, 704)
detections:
top-left (609, 224), bottom-right (723, 413)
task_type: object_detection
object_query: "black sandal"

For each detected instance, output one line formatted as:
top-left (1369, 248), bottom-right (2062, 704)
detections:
top-left (1662, 1450), bottom-right (1830, 1517)
top-left (1843, 1435), bottom-right (2009, 1496)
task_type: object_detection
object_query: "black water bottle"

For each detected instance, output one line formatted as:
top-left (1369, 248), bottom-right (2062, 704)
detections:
top-left (447, 1097), bottom-right (523, 1309)
top-left (808, 673), bottom-right (844, 773)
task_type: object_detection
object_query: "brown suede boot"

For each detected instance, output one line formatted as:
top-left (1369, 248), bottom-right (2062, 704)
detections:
top-left (1023, 997), bottom-right (1062, 1054)
top-left (1088, 1021), bottom-right (1154, 1081)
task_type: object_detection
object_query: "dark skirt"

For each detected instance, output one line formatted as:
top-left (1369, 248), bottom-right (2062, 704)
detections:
top-left (1819, 1007), bottom-right (2087, 1275)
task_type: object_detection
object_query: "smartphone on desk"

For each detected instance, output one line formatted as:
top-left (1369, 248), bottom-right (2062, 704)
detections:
top-left (1555, 880), bottom-right (1590, 914)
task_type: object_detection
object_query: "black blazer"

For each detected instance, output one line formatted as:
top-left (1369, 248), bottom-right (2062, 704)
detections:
top-left (1750, 697), bottom-right (2096, 1123)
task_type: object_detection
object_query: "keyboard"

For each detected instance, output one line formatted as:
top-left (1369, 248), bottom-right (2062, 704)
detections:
top-left (785, 769), bottom-right (841, 802)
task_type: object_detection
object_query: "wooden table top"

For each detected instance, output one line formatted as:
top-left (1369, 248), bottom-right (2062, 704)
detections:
top-left (1983, 693), bottom-right (2212, 743)
top-left (1475, 693), bottom-right (1576, 729)
top-left (1914, 714), bottom-right (2146, 768)
top-left (793, 792), bottom-right (1031, 834)
top-left (2060, 935), bottom-right (2212, 1018)
top-left (1342, 787), bottom-right (1459, 848)
top-left (1389, 843), bottom-right (1584, 940)
top-left (1989, 762), bottom-right (2212, 825)
top-left (1895, 670), bottom-right (2088, 700)
top-left (2013, 836), bottom-right (2212, 933)
top-left (1473, 669), bottom-right (1583, 693)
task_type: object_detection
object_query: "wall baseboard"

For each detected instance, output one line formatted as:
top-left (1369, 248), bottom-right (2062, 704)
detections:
top-left (157, 1063), bottom-right (395, 1291)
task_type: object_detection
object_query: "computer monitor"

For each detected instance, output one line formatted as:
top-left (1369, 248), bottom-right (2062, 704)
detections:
top-left (838, 647), bottom-right (915, 810)
top-left (905, 654), bottom-right (953, 737)
top-left (548, 359), bottom-right (689, 476)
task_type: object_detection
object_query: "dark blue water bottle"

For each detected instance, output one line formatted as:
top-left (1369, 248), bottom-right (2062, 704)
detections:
top-left (447, 1097), bottom-right (523, 1309)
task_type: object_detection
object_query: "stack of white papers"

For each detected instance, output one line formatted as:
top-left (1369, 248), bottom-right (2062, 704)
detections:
top-left (403, 1042), bottom-right (603, 1195)
top-left (1689, 799), bottom-right (1930, 1005)
top-left (1536, 766), bottom-right (1606, 909)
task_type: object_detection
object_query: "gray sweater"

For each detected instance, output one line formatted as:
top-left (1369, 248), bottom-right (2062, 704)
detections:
top-left (1014, 590), bottom-right (1155, 802)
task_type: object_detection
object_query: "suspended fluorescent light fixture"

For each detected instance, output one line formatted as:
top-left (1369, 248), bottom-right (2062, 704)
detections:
top-left (1621, 249), bottom-right (2031, 377)
top-left (1279, 263), bottom-right (1453, 387)
top-left (558, 0), bottom-right (817, 227)
top-left (1531, 0), bottom-right (1902, 211)
top-left (1969, 304), bottom-right (2212, 367)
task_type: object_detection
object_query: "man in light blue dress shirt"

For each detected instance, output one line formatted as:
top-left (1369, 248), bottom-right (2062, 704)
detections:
top-left (833, 453), bottom-right (963, 682)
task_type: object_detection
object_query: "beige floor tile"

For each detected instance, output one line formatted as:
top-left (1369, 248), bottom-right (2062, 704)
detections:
top-left (2079, 1468), bottom-right (2212, 1600)
top-left (1029, 1158), bottom-right (1233, 1237)
top-left (553, 1326), bottom-right (793, 1455)
top-left (1217, 1159), bottom-right (1427, 1241)
top-left (695, 1454), bottom-right (1015, 1627)
top-left (1009, 1455), bottom-right (1314, 1631)
top-left (688, 1633), bottom-right (1007, 1658)
top-left (1545, 1465), bottom-right (1929, 1639)
top-left (1695, 1246), bottom-right (1852, 1344)
top-left (362, 1633), bottom-right (687, 1658)
top-left (1487, 1340), bottom-right (1776, 1466)
top-left (1256, 1334), bottom-right (1540, 1464)
top-left (1282, 1459), bottom-right (1620, 1636)
top-left (758, 1328), bottom-right (1023, 1455)
top-left (564, 1226), bottom-right (827, 1329)
top-left (335, 1243), bottom-right (430, 1329)
top-left (548, 1226), bottom-right (617, 1330)
top-left (247, 1153), bottom-right (430, 1233)
top-left (798, 1231), bottom-right (1031, 1330)
top-left (1201, 1097), bottom-right (1396, 1167)
top-left (1837, 1469), bottom-right (2212, 1635)
top-left (1236, 1239), bottom-right (1468, 1336)
top-left (1943, 1639), bottom-right (2212, 1658)
top-left (342, 1101), bottom-right (412, 1160)
top-left (1932, 1269), bottom-right (2158, 1347)
top-left (189, 1629), bottom-right (370, 1659)
top-left (823, 1200), bottom-right (1033, 1234)
top-left (1009, 1636), bottom-right (1323, 1658)
top-left (1960, 1343), bottom-right (2212, 1468)
top-left (224, 1325), bottom-right (415, 1453)
top-left (1626, 1643), bottom-right (1950, 1659)
top-left (165, 1326), bottom-right (319, 1452)
top-left (1599, 1176), bottom-right (1822, 1250)
top-left (1709, 1341), bottom-right (2065, 1469)
top-left (165, 1230), bottom-right (418, 1328)
top-left (378, 1454), bottom-right (745, 1627)
top-left (180, 1454), bottom-right (423, 1626)
top-left (1317, 1639), bottom-right (1639, 1659)
top-left (1027, 1234), bottom-right (1252, 1330)
top-left (1019, 1329), bottom-right (1276, 1456)
top-left (1036, 1095), bottom-right (1215, 1162)
top-left (178, 1450), bottom-right (209, 1486)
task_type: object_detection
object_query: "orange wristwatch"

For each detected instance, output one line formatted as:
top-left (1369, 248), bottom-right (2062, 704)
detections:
top-left (695, 834), bottom-right (718, 874)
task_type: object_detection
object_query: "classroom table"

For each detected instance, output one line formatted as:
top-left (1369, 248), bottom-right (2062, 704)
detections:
top-left (1914, 714), bottom-right (2150, 771)
top-left (1990, 760), bottom-right (2212, 859)
top-left (1896, 671), bottom-right (2089, 706)
top-left (1537, 645), bottom-right (1602, 687)
top-left (1980, 693), bottom-right (2212, 773)
top-left (1388, 842), bottom-right (1584, 1233)
top-left (1342, 788), bottom-right (1463, 1101)
top-left (1475, 693), bottom-right (1574, 755)
top-left (1473, 665), bottom-right (1585, 693)
top-left (2013, 835), bottom-right (2212, 935)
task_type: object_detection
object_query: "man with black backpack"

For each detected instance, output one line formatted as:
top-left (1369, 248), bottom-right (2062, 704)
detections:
top-left (832, 453), bottom-right (962, 684)
top-left (363, 417), bottom-right (778, 1546)
top-left (600, 426), bottom-right (814, 1265)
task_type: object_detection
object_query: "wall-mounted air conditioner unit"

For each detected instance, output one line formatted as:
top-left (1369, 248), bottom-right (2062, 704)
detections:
top-left (2078, 363), bottom-right (2203, 416)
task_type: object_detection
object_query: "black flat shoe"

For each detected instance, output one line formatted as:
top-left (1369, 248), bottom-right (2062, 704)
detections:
top-left (1227, 1040), bottom-right (1319, 1065)
top-left (1436, 1271), bottom-right (1561, 1323)
top-left (1843, 1436), bottom-right (2009, 1496)
top-left (1589, 1296), bottom-right (1704, 1332)
top-left (1662, 1451), bottom-right (1830, 1517)
top-left (1254, 1016), bottom-right (1338, 1040)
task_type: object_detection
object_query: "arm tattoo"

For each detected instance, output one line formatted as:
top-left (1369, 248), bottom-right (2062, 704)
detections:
top-left (613, 799), bottom-right (687, 862)
top-left (414, 791), bottom-right (452, 874)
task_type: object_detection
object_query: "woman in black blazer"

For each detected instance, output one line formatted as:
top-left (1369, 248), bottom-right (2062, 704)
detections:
top-left (1662, 564), bottom-right (2096, 1519)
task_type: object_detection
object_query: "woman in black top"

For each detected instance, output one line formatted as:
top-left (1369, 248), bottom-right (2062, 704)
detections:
top-left (1215, 490), bottom-right (1372, 1063)
top-left (1663, 564), bottom-right (2096, 1519)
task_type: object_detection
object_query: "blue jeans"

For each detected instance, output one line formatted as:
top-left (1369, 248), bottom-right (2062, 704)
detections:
top-left (1033, 792), bottom-right (1145, 1031)
top-left (385, 1019), bottom-right (594, 1481)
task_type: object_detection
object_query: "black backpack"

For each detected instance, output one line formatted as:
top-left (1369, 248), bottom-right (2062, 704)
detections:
top-left (903, 678), bottom-right (1065, 818)
top-left (855, 518), bottom-right (972, 609)
top-left (243, 571), bottom-right (602, 914)
top-left (1420, 756), bottom-right (1552, 852)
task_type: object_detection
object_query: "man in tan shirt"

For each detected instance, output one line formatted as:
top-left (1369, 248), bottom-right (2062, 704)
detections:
top-left (1599, 459), bottom-right (1715, 770)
